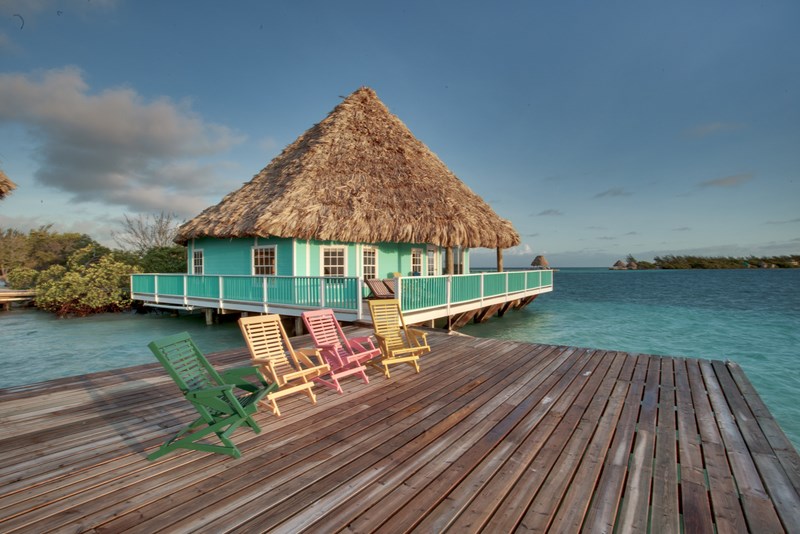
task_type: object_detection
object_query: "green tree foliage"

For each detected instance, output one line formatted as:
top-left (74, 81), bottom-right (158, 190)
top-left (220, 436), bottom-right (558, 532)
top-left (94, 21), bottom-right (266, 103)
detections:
top-left (35, 245), bottom-right (141, 317)
top-left (0, 228), bottom-right (29, 282)
top-left (644, 255), bottom-right (800, 269)
top-left (27, 225), bottom-right (97, 271)
top-left (6, 267), bottom-right (38, 289)
top-left (140, 246), bottom-right (187, 273)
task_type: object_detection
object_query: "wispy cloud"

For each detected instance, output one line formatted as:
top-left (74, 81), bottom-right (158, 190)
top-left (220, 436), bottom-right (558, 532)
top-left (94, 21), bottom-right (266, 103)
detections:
top-left (597, 236), bottom-right (616, 241)
top-left (624, 231), bottom-right (639, 236)
top-left (535, 209), bottom-right (563, 216)
top-left (0, 67), bottom-right (244, 217)
top-left (698, 173), bottom-right (753, 188)
top-left (593, 187), bottom-right (632, 198)
top-left (525, 232), bottom-right (540, 237)
top-left (505, 243), bottom-right (533, 256)
top-left (766, 218), bottom-right (800, 225)
top-left (685, 121), bottom-right (744, 138)
top-left (672, 227), bottom-right (692, 232)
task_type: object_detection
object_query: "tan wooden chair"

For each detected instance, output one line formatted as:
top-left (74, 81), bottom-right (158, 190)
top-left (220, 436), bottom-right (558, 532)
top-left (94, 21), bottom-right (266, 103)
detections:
top-left (238, 314), bottom-right (330, 416)
top-left (367, 298), bottom-right (430, 378)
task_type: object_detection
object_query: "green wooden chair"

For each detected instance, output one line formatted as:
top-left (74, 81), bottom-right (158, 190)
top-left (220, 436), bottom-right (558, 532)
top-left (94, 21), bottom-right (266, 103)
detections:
top-left (147, 332), bottom-right (277, 460)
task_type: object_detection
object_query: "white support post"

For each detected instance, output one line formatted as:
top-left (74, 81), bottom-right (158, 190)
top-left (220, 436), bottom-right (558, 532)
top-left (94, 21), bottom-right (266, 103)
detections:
top-left (154, 275), bottom-right (159, 304)
top-left (183, 275), bottom-right (188, 306)
top-left (446, 275), bottom-right (452, 317)
top-left (395, 276), bottom-right (402, 310)
top-left (320, 278), bottom-right (326, 308)
top-left (218, 276), bottom-right (224, 311)
top-left (357, 278), bottom-right (364, 321)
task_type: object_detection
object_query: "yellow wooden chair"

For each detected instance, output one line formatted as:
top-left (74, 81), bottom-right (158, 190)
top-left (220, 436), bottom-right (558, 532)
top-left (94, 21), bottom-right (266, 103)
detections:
top-left (238, 314), bottom-right (330, 416)
top-left (367, 298), bottom-right (430, 378)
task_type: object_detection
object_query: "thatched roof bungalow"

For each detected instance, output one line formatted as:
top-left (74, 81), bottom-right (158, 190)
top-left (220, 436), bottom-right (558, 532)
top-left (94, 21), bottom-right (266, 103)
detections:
top-left (0, 170), bottom-right (16, 200)
top-left (177, 87), bottom-right (520, 279)
top-left (531, 255), bottom-right (549, 269)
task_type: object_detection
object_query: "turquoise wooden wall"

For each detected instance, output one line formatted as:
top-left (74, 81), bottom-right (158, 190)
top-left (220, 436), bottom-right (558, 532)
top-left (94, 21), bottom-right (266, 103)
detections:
top-left (186, 237), bottom-right (459, 277)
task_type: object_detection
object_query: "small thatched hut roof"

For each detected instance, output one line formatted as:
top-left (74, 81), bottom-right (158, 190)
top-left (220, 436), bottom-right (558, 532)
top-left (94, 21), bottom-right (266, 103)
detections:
top-left (0, 170), bottom-right (16, 200)
top-left (176, 87), bottom-right (520, 249)
top-left (531, 255), bottom-right (549, 268)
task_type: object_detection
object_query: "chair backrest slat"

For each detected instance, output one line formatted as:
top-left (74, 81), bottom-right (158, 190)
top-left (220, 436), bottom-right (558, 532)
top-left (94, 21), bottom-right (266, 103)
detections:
top-left (148, 332), bottom-right (221, 393)
top-left (239, 315), bottom-right (296, 377)
top-left (368, 299), bottom-right (406, 349)
top-left (303, 309), bottom-right (344, 348)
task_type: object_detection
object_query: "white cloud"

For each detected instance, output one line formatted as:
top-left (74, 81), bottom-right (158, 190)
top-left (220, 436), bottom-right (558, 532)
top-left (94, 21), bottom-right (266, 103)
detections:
top-left (685, 121), bottom-right (744, 138)
top-left (698, 173), bottom-right (753, 188)
top-left (593, 187), bottom-right (632, 198)
top-left (0, 67), bottom-right (245, 214)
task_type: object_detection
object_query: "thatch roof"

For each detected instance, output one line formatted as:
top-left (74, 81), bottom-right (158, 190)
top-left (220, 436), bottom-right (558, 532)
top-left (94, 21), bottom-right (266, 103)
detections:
top-left (0, 170), bottom-right (16, 200)
top-left (176, 87), bottom-right (520, 249)
top-left (531, 255), bottom-right (549, 268)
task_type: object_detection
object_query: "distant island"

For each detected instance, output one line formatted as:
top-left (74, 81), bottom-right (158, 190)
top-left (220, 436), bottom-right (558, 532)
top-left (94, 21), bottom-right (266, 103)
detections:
top-left (611, 254), bottom-right (800, 270)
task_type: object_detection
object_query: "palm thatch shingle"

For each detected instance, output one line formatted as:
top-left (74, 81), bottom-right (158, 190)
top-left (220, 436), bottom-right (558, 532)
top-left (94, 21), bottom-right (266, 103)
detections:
top-left (0, 170), bottom-right (16, 200)
top-left (176, 87), bottom-right (520, 249)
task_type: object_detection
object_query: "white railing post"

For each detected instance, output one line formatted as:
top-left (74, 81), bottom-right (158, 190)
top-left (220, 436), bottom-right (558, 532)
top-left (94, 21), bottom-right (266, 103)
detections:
top-left (396, 276), bottom-right (402, 309)
top-left (446, 275), bottom-right (452, 316)
top-left (480, 272), bottom-right (485, 306)
top-left (505, 271), bottom-right (509, 297)
top-left (320, 277), bottom-right (326, 308)
top-left (154, 275), bottom-right (159, 304)
top-left (183, 275), bottom-right (188, 306)
top-left (357, 278), bottom-right (363, 320)
top-left (218, 276), bottom-right (224, 310)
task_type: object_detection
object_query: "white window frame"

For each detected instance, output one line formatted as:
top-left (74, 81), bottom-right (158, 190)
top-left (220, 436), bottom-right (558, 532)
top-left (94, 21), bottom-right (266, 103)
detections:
top-left (427, 245), bottom-right (438, 276)
top-left (252, 245), bottom-right (277, 276)
top-left (192, 249), bottom-right (204, 275)
top-left (321, 246), bottom-right (347, 277)
top-left (362, 246), bottom-right (378, 280)
top-left (454, 246), bottom-right (464, 275)
top-left (411, 248), bottom-right (423, 276)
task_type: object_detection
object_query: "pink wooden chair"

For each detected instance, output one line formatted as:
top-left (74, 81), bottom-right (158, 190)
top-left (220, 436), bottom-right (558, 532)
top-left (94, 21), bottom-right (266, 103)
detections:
top-left (301, 309), bottom-right (380, 393)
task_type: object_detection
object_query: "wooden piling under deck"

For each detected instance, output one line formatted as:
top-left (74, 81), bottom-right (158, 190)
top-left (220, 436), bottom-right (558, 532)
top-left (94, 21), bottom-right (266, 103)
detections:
top-left (0, 329), bottom-right (798, 533)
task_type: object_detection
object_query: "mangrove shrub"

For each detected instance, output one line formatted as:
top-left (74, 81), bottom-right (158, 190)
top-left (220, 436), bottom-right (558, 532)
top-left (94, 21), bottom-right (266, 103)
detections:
top-left (35, 245), bottom-right (141, 317)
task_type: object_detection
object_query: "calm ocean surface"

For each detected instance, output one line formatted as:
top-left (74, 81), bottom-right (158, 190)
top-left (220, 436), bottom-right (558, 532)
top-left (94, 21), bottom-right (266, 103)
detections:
top-left (1, 268), bottom-right (798, 447)
top-left (462, 268), bottom-right (800, 448)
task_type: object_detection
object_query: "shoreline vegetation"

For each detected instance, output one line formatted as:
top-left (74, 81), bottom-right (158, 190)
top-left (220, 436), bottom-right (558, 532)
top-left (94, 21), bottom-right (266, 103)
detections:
top-left (611, 254), bottom-right (800, 270)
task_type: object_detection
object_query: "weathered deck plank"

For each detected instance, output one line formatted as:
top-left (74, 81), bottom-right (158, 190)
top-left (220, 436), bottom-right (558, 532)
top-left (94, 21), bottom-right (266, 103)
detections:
top-left (0, 328), bottom-right (797, 533)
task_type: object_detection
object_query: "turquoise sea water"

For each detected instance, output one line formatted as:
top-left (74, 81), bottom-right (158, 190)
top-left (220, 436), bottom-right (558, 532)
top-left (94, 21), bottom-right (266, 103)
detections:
top-left (461, 268), bottom-right (800, 448)
top-left (0, 309), bottom-right (242, 387)
top-left (1, 268), bottom-right (798, 448)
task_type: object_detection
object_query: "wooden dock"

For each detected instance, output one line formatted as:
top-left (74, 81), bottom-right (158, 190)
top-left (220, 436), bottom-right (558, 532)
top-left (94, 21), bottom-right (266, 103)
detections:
top-left (0, 329), bottom-right (798, 532)
top-left (0, 289), bottom-right (35, 311)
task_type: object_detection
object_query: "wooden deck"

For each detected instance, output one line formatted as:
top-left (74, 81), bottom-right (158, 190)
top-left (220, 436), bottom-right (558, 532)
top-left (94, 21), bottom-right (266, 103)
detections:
top-left (1, 329), bottom-right (798, 533)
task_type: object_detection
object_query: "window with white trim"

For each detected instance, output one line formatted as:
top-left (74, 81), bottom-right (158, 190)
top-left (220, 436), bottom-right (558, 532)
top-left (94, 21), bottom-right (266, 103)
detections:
top-left (322, 247), bottom-right (346, 277)
top-left (192, 250), bottom-right (204, 275)
top-left (454, 246), bottom-right (464, 275)
top-left (411, 248), bottom-right (423, 276)
top-left (253, 246), bottom-right (276, 275)
top-left (427, 245), bottom-right (438, 276)
top-left (362, 247), bottom-right (377, 280)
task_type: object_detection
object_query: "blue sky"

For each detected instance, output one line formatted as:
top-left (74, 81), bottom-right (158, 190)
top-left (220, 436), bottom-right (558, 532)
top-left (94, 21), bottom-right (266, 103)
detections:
top-left (1, 1), bottom-right (798, 267)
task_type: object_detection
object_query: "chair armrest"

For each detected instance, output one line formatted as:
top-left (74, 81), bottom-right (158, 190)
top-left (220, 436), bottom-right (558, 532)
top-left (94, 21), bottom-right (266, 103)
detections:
top-left (407, 328), bottom-right (428, 345)
top-left (293, 348), bottom-right (331, 376)
top-left (220, 366), bottom-right (270, 389)
top-left (186, 384), bottom-right (233, 399)
top-left (348, 336), bottom-right (376, 349)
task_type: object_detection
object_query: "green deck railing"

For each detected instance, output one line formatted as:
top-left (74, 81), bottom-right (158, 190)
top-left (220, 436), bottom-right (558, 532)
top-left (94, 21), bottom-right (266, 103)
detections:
top-left (131, 274), bottom-right (361, 311)
top-left (132, 270), bottom-right (553, 316)
top-left (398, 270), bottom-right (554, 312)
